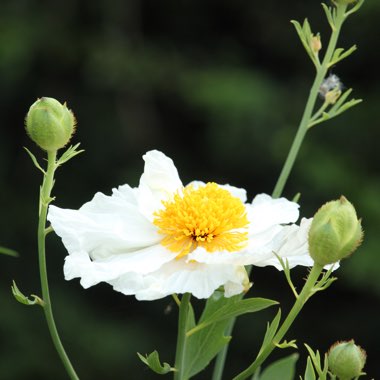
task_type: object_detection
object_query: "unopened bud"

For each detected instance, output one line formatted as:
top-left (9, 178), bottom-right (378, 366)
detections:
top-left (328, 340), bottom-right (366, 380)
top-left (308, 196), bottom-right (363, 266)
top-left (310, 34), bottom-right (322, 54)
top-left (25, 97), bottom-right (76, 151)
top-left (325, 89), bottom-right (342, 105)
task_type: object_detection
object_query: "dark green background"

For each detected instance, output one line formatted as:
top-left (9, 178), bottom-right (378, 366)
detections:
top-left (0, 1), bottom-right (378, 379)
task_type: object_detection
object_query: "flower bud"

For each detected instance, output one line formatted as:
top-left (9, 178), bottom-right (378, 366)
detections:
top-left (325, 89), bottom-right (342, 105)
top-left (328, 340), bottom-right (366, 380)
top-left (310, 34), bottom-right (322, 54)
top-left (308, 196), bottom-right (363, 266)
top-left (25, 97), bottom-right (76, 151)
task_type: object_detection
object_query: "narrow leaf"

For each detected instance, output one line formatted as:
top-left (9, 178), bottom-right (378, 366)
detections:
top-left (345, 0), bottom-right (365, 17)
top-left (335, 98), bottom-right (362, 116)
top-left (302, 19), bottom-right (312, 38)
top-left (11, 281), bottom-right (44, 307)
top-left (329, 45), bottom-right (357, 67)
top-left (321, 3), bottom-right (335, 30)
top-left (259, 309), bottom-right (282, 356)
top-left (137, 351), bottom-right (175, 375)
top-left (329, 88), bottom-right (353, 114)
top-left (304, 344), bottom-right (324, 377)
top-left (187, 298), bottom-right (278, 336)
top-left (290, 20), bottom-right (306, 44)
top-left (304, 357), bottom-right (316, 380)
top-left (259, 354), bottom-right (299, 380)
top-left (0, 246), bottom-right (19, 257)
top-left (24, 147), bottom-right (46, 174)
top-left (57, 143), bottom-right (84, 166)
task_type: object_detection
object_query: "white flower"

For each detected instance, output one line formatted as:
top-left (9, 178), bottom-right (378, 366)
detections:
top-left (47, 150), bottom-right (313, 300)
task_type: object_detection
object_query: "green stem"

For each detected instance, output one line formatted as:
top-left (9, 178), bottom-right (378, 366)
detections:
top-left (211, 6), bottom-right (349, 379)
top-left (272, 3), bottom-right (347, 198)
top-left (174, 293), bottom-right (192, 380)
top-left (38, 150), bottom-right (79, 380)
top-left (232, 264), bottom-right (324, 380)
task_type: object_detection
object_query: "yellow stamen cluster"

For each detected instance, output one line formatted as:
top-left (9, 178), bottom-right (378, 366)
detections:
top-left (153, 182), bottom-right (249, 258)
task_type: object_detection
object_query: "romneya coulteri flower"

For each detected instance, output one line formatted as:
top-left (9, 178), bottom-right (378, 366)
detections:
top-left (47, 150), bottom-right (314, 300)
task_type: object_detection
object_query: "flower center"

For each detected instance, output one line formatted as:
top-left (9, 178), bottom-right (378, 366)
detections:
top-left (153, 182), bottom-right (249, 258)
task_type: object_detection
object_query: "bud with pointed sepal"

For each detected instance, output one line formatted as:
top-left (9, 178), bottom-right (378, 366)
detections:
top-left (308, 196), bottom-right (363, 266)
top-left (25, 97), bottom-right (76, 152)
top-left (328, 340), bottom-right (366, 379)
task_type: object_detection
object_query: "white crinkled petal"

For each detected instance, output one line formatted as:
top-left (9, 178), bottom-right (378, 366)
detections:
top-left (138, 150), bottom-right (183, 219)
top-left (48, 190), bottom-right (161, 261)
top-left (269, 218), bottom-right (339, 271)
top-left (64, 244), bottom-right (174, 288)
top-left (248, 194), bottom-right (299, 235)
top-left (110, 259), bottom-right (248, 300)
top-left (253, 217), bottom-right (315, 269)
top-left (187, 246), bottom-right (257, 266)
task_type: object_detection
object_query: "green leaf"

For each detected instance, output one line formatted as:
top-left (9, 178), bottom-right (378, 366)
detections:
top-left (182, 293), bottom-right (277, 378)
top-left (329, 88), bottom-right (353, 114)
top-left (290, 20), bottom-right (306, 45)
top-left (290, 19), bottom-right (318, 66)
top-left (183, 291), bottom-right (234, 378)
top-left (259, 354), bottom-right (299, 380)
top-left (137, 351), bottom-right (175, 375)
top-left (0, 246), bottom-right (19, 257)
top-left (304, 344), bottom-right (328, 379)
top-left (57, 143), bottom-right (84, 166)
top-left (187, 297), bottom-right (278, 336)
top-left (258, 309), bottom-right (281, 356)
top-left (328, 45), bottom-right (357, 67)
top-left (304, 357), bottom-right (316, 380)
top-left (321, 3), bottom-right (335, 30)
top-left (345, 0), bottom-right (365, 17)
top-left (11, 281), bottom-right (44, 307)
top-left (24, 147), bottom-right (46, 174)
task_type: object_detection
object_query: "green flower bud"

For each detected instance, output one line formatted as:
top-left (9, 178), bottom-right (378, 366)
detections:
top-left (25, 97), bottom-right (76, 151)
top-left (308, 196), bottom-right (363, 266)
top-left (328, 340), bottom-right (366, 380)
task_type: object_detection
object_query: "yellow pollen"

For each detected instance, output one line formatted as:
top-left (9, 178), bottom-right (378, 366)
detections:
top-left (153, 182), bottom-right (249, 258)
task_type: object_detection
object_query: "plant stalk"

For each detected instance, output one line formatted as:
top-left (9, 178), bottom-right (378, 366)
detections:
top-left (232, 264), bottom-right (324, 380)
top-left (38, 150), bottom-right (79, 380)
top-left (212, 4), bottom-right (348, 379)
top-left (174, 293), bottom-right (192, 380)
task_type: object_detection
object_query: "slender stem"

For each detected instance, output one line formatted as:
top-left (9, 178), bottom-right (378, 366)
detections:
top-left (232, 264), bottom-right (324, 380)
top-left (272, 3), bottom-right (347, 198)
top-left (174, 293), bottom-right (192, 380)
top-left (38, 150), bottom-right (79, 380)
top-left (212, 6), bottom-right (349, 379)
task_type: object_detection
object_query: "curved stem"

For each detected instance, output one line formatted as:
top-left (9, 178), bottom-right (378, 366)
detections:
top-left (174, 293), bottom-right (192, 380)
top-left (232, 264), bottom-right (324, 380)
top-left (38, 150), bottom-right (79, 380)
top-left (212, 5), bottom-right (348, 379)
top-left (272, 3), bottom-right (347, 198)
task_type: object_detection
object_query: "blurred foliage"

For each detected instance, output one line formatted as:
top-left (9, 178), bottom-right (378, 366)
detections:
top-left (0, 0), bottom-right (379, 379)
